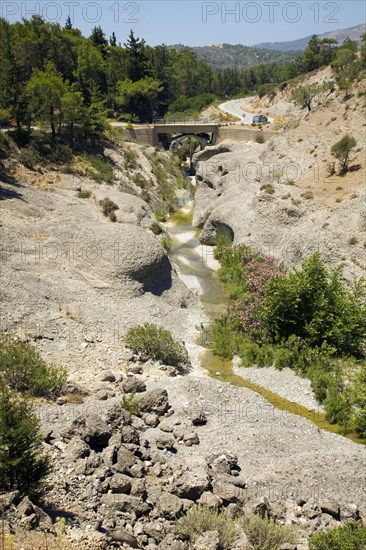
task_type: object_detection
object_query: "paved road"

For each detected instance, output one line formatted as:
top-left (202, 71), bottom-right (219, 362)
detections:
top-left (219, 97), bottom-right (274, 125)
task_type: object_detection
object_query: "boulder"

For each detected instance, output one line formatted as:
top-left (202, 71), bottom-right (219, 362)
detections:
top-left (156, 433), bottom-right (175, 450)
top-left (155, 492), bottom-right (184, 519)
top-left (139, 389), bottom-right (170, 416)
top-left (113, 447), bottom-right (140, 474)
top-left (99, 370), bottom-right (116, 382)
top-left (16, 497), bottom-right (53, 532)
top-left (208, 452), bottom-right (240, 475)
top-left (108, 473), bottom-right (132, 494)
top-left (107, 529), bottom-right (140, 547)
top-left (122, 376), bottom-right (146, 393)
top-left (172, 470), bottom-right (210, 501)
top-left (183, 431), bottom-right (200, 446)
top-left (64, 437), bottom-right (90, 461)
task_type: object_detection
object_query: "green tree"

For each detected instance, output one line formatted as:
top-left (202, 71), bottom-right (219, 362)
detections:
top-left (290, 85), bottom-right (319, 112)
top-left (61, 88), bottom-right (84, 146)
top-left (361, 33), bottom-right (366, 70)
top-left (352, 363), bottom-right (366, 438)
top-left (110, 31), bottom-right (117, 47)
top-left (64, 15), bottom-right (73, 30)
top-left (26, 62), bottom-right (66, 139)
top-left (303, 35), bottom-right (322, 71)
top-left (117, 77), bottom-right (163, 122)
top-left (319, 38), bottom-right (338, 65)
top-left (0, 388), bottom-right (51, 499)
top-left (90, 25), bottom-right (108, 49)
top-left (331, 134), bottom-right (357, 173)
top-left (332, 46), bottom-right (358, 97)
top-left (124, 30), bottom-right (148, 82)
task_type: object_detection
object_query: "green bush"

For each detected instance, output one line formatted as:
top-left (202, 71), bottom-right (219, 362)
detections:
top-left (241, 513), bottom-right (298, 550)
top-left (80, 154), bottom-right (115, 183)
top-left (77, 189), bottom-right (91, 199)
top-left (124, 147), bottom-right (137, 169)
top-left (176, 505), bottom-right (237, 549)
top-left (331, 134), bottom-right (357, 174)
top-left (255, 133), bottom-right (265, 144)
top-left (150, 222), bottom-right (163, 235)
top-left (0, 337), bottom-right (67, 398)
top-left (99, 197), bottom-right (119, 217)
top-left (155, 208), bottom-right (167, 222)
top-left (132, 172), bottom-right (148, 188)
top-left (124, 323), bottom-right (190, 368)
top-left (19, 146), bottom-right (42, 168)
top-left (262, 253), bottom-right (366, 355)
top-left (120, 389), bottom-right (140, 415)
top-left (161, 235), bottom-right (172, 254)
top-left (239, 341), bottom-right (274, 367)
top-left (309, 522), bottom-right (366, 550)
top-left (0, 387), bottom-right (52, 499)
top-left (352, 362), bottom-right (366, 438)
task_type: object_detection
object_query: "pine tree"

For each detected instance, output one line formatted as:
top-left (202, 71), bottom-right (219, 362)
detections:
top-left (64, 15), bottom-right (72, 30)
top-left (0, 388), bottom-right (51, 499)
top-left (124, 30), bottom-right (148, 81)
top-left (109, 31), bottom-right (117, 47)
top-left (90, 25), bottom-right (108, 48)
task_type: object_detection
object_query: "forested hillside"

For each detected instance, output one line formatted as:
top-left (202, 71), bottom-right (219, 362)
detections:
top-left (1, 15), bottom-right (365, 139)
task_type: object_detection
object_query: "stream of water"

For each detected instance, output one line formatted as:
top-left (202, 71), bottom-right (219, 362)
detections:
top-left (165, 179), bottom-right (364, 446)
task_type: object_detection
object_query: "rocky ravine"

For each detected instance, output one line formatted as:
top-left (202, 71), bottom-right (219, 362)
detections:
top-left (0, 133), bottom-right (365, 549)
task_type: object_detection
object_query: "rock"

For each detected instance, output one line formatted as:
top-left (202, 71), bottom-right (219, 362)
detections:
top-left (139, 389), bottom-right (170, 416)
top-left (183, 431), bottom-right (200, 446)
top-left (212, 480), bottom-right (247, 505)
top-left (197, 492), bottom-right (222, 509)
top-left (62, 380), bottom-right (88, 395)
top-left (159, 419), bottom-right (174, 433)
top-left (16, 497), bottom-right (53, 532)
top-left (129, 364), bottom-right (143, 374)
top-left (0, 491), bottom-right (20, 513)
top-left (100, 370), bottom-right (116, 382)
top-left (244, 498), bottom-right (272, 519)
top-left (186, 405), bottom-right (207, 426)
top-left (194, 530), bottom-right (220, 550)
top-left (104, 402), bottom-right (131, 428)
top-left (143, 412), bottom-right (160, 427)
top-left (95, 389), bottom-right (108, 400)
top-left (172, 470), bottom-right (209, 501)
top-left (320, 500), bottom-right (340, 520)
top-left (113, 447), bottom-right (139, 474)
top-left (64, 437), bottom-right (90, 461)
top-left (100, 493), bottom-right (150, 517)
top-left (84, 414), bottom-right (111, 448)
top-left (208, 452), bottom-right (239, 475)
top-left (108, 473), bottom-right (132, 494)
top-left (155, 492), bottom-right (184, 520)
top-left (122, 376), bottom-right (146, 393)
top-left (121, 425), bottom-right (140, 445)
top-left (156, 433), bottom-right (175, 450)
top-left (107, 529), bottom-right (140, 547)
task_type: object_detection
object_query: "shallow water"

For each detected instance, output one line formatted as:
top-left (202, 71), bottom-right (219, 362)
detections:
top-left (167, 184), bottom-right (365, 446)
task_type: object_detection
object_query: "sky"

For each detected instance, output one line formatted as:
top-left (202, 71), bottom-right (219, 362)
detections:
top-left (1, 0), bottom-right (365, 47)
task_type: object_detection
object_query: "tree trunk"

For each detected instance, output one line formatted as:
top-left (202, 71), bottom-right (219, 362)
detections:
top-left (50, 107), bottom-right (56, 140)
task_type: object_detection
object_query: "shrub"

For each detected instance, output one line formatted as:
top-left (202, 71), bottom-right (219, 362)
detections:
top-left (133, 172), bottom-right (148, 188)
top-left (255, 133), bottom-right (265, 144)
top-left (241, 513), bottom-right (298, 550)
top-left (124, 147), bottom-right (137, 169)
top-left (50, 144), bottom-right (72, 164)
top-left (161, 235), bottom-right (172, 254)
top-left (0, 387), bottom-right (52, 499)
top-left (309, 522), bottom-right (366, 550)
top-left (19, 146), bottom-right (41, 169)
top-left (150, 222), bottom-right (163, 235)
top-left (124, 323), bottom-right (189, 368)
top-left (0, 337), bottom-right (67, 398)
top-left (176, 505), bottom-right (238, 549)
top-left (77, 154), bottom-right (115, 183)
top-left (261, 253), bottom-right (366, 355)
top-left (77, 190), bottom-right (91, 199)
top-left (239, 341), bottom-right (274, 367)
top-left (120, 389), bottom-right (140, 415)
top-left (155, 208), bottom-right (167, 222)
top-left (99, 198), bottom-right (119, 217)
top-left (109, 211), bottom-right (117, 222)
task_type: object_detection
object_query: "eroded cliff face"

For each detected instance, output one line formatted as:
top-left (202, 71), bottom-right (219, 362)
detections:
top-left (192, 75), bottom-right (366, 282)
top-left (0, 143), bottom-right (199, 386)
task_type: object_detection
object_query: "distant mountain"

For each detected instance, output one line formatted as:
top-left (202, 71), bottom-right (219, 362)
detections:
top-left (253, 24), bottom-right (365, 52)
top-left (168, 44), bottom-right (300, 70)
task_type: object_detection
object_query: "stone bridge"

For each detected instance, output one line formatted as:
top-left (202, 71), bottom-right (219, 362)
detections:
top-left (120, 119), bottom-right (274, 147)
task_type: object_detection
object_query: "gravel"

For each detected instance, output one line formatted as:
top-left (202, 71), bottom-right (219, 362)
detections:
top-left (233, 362), bottom-right (324, 412)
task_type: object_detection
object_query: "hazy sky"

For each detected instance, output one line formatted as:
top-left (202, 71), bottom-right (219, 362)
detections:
top-left (2, 1), bottom-right (365, 46)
